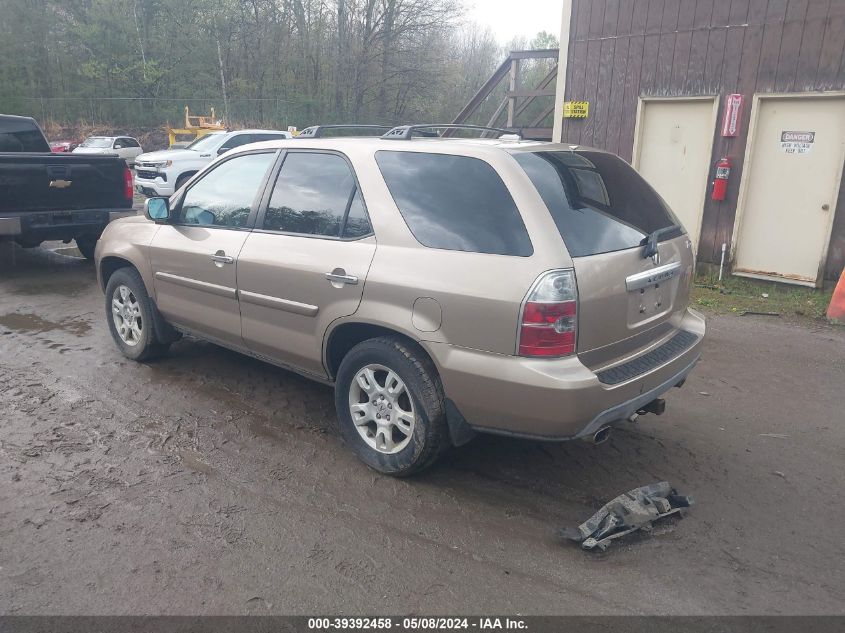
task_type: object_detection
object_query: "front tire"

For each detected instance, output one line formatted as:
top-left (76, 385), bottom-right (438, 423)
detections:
top-left (105, 267), bottom-right (170, 362)
top-left (335, 337), bottom-right (449, 477)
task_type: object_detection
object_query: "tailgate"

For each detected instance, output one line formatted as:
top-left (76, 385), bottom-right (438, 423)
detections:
top-left (510, 148), bottom-right (697, 370)
top-left (0, 153), bottom-right (130, 214)
top-left (573, 235), bottom-right (695, 368)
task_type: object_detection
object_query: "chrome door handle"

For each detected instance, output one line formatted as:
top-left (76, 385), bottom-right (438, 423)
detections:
top-left (325, 272), bottom-right (358, 285)
top-left (211, 252), bottom-right (234, 265)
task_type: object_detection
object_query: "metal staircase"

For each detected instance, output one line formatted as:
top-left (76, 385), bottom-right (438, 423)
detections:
top-left (452, 49), bottom-right (559, 141)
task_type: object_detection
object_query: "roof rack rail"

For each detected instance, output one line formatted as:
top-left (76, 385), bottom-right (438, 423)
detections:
top-left (381, 124), bottom-right (521, 140)
top-left (298, 124), bottom-right (394, 138)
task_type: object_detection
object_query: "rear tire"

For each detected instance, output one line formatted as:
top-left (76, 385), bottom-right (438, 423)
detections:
top-left (105, 267), bottom-right (170, 362)
top-left (75, 235), bottom-right (97, 260)
top-left (335, 336), bottom-right (449, 477)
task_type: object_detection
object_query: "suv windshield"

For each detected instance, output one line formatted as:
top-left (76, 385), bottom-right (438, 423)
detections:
top-left (185, 133), bottom-right (225, 152)
top-left (512, 150), bottom-right (682, 257)
top-left (80, 137), bottom-right (113, 148)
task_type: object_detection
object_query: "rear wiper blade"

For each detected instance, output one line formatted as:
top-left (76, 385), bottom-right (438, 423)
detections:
top-left (642, 225), bottom-right (680, 259)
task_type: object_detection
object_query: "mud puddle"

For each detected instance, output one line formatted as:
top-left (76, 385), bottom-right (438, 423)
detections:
top-left (51, 246), bottom-right (84, 259)
top-left (178, 450), bottom-right (215, 475)
top-left (0, 312), bottom-right (91, 337)
top-left (7, 276), bottom-right (92, 296)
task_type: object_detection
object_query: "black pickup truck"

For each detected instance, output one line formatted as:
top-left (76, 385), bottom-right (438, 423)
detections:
top-left (0, 114), bottom-right (135, 259)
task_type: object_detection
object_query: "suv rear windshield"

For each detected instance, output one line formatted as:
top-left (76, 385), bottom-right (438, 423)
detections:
top-left (512, 150), bottom-right (682, 257)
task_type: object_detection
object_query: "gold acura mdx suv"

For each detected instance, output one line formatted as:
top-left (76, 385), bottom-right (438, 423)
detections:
top-left (96, 124), bottom-right (705, 476)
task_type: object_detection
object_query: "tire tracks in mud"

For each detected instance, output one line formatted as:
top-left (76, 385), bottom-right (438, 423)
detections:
top-left (2, 251), bottom-right (845, 613)
top-left (2, 329), bottom-right (645, 614)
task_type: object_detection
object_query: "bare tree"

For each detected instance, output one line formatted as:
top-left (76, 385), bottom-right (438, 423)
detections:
top-left (0, 0), bottom-right (523, 130)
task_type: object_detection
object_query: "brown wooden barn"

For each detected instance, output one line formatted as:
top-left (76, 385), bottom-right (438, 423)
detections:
top-left (552, 0), bottom-right (845, 286)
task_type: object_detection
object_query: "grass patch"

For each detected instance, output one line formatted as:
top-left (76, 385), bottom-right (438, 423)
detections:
top-left (691, 271), bottom-right (835, 323)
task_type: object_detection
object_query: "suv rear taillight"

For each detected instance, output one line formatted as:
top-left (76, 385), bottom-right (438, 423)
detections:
top-left (518, 269), bottom-right (577, 357)
top-left (123, 167), bottom-right (134, 200)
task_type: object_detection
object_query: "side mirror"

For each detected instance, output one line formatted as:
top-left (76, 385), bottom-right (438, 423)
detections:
top-left (217, 146), bottom-right (231, 155)
top-left (144, 197), bottom-right (170, 223)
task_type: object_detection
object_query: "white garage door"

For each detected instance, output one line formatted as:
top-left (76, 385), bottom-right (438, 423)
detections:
top-left (734, 95), bottom-right (845, 287)
top-left (633, 98), bottom-right (717, 253)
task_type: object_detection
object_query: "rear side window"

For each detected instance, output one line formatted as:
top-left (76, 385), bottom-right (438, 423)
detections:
top-left (343, 190), bottom-right (372, 238)
top-left (512, 150), bottom-right (682, 257)
top-left (263, 152), bottom-right (372, 238)
top-left (375, 151), bottom-right (532, 256)
top-left (253, 133), bottom-right (288, 142)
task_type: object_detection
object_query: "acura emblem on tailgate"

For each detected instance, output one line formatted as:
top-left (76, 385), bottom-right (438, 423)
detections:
top-left (49, 179), bottom-right (72, 189)
top-left (625, 261), bottom-right (681, 291)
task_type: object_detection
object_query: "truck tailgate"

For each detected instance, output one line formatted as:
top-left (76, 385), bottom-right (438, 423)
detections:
top-left (0, 153), bottom-right (131, 214)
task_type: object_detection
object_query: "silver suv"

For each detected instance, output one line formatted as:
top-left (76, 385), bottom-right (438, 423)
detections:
top-left (95, 124), bottom-right (705, 476)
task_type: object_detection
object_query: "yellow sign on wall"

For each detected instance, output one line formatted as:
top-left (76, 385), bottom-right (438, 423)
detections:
top-left (563, 101), bottom-right (589, 118)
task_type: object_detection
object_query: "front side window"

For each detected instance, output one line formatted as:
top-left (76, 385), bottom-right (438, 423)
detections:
top-left (263, 152), bottom-right (372, 238)
top-left (179, 152), bottom-right (275, 228)
top-left (185, 133), bottom-right (225, 152)
top-left (512, 150), bottom-right (682, 257)
top-left (375, 151), bottom-right (532, 256)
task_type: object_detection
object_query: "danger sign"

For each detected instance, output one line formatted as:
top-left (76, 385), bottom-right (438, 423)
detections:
top-left (781, 131), bottom-right (815, 143)
top-left (780, 130), bottom-right (815, 154)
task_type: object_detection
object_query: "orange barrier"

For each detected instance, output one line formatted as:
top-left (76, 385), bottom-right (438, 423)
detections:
top-left (827, 267), bottom-right (845, 323)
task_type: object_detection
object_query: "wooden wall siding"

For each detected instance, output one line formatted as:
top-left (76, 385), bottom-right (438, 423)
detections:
top-left (559, 0), bottom-right (845, 278)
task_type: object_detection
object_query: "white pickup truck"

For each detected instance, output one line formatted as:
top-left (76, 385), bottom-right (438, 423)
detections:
top-left (133, 129), bottom-right (292, 196)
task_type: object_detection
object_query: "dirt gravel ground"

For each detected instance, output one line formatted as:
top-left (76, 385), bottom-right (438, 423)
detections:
top-left (1, 240), bottom-right (844, 615)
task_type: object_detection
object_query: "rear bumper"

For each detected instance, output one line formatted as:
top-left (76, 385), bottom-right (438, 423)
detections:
top-left (0, 209), bottom-right (135, 241)
top-left (427, 308), bottom-right (705, 440)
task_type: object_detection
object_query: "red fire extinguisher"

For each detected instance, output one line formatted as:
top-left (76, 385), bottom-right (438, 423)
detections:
top-left (712, 156), bottom-right (731, 201)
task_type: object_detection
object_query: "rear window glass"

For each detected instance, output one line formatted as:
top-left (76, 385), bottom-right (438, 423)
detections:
top-left (375, 151), bottom-right (532, 256)
top-left (0, 122), bottom-right (49, 152)
top-left (512, 150), bottom-right (682, 257)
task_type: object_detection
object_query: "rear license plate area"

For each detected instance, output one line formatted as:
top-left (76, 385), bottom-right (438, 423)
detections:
top-left (627, 281), bottom-right (674, 326)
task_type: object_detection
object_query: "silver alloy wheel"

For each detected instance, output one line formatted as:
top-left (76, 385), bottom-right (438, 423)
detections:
top-left (348, 363), bottom-right (415, 454)
top-left (111, 284), bottom-right (143, 346)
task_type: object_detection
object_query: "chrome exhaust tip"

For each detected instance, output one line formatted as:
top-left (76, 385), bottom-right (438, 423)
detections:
top-left (585, 426), bottom-right (612, 445)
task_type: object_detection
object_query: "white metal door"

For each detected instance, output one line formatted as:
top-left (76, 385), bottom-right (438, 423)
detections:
top-left (633, 98), bottom-right (717, 252)
top-left (734, 95), bottom-right (845, 286)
